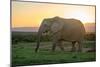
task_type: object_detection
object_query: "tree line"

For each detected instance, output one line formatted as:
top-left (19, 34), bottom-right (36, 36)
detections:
top-left (12, 32), bottom-right (96, 44)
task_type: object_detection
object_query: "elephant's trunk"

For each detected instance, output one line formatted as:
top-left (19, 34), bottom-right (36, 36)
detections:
top-left (35, 25), bottom-right (43, 52)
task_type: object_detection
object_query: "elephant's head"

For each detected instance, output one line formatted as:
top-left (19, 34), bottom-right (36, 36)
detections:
top-left (35, 16), bottom-right (63, 52)
top-left (35, 18), bottom-right (52, 52)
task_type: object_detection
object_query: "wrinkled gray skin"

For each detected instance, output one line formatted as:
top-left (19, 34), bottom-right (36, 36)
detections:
top-left (35, 16), bottom-right (86, 52)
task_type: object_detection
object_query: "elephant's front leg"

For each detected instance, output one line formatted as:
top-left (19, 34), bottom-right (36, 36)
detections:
top-left (52, 41), bottom-right (57, 51)
top-left (51, 40), bottom-right (65, 51)
top-left (57, 40), bottom-right (65, 51)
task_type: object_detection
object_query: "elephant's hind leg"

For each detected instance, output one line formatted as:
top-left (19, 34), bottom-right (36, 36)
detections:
top-left (77, 41), bottom-right (82, 52)
top-left (71, 41), bottom-right (76, 52)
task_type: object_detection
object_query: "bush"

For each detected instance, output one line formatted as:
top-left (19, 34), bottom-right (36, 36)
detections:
top-left (12, 32), bottom-right (96, 44)
top-left (85, 33), bottom-right (96, 41)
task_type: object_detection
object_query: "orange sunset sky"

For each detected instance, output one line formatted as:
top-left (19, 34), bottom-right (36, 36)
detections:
top-left (12, 1), bottom-right (95, 28)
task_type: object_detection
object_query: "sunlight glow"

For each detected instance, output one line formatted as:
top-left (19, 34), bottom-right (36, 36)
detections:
top-left (64, 11), bottom-right (91, 23)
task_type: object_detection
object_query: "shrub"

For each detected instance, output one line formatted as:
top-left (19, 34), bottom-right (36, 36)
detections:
top-left (12, 32), bottom-right (96, 44)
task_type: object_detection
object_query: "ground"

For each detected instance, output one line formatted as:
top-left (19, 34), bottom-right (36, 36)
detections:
top-left (12, 41), bottom-right (96, 66)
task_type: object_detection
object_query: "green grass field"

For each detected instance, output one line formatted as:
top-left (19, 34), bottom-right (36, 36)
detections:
top-left (12, 41), bottom-right (96, 66)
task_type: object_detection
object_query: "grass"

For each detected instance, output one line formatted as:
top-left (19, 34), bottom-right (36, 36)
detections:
top-left (12, 41), bottom-right (96, 66)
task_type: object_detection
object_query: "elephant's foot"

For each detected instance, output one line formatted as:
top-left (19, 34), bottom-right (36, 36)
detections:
top-left (51, 49), bottom-right (56, 52)
top-left (60, 47), bottom-right (65, 51)
top-left (51, 44), bottom-right (56, 52)
top-left (71, 46), bottom-right (76, 52)
top-left (71, 49), bottom-right (76, 52)
top-left (78, 49), bottom-right (82, 52)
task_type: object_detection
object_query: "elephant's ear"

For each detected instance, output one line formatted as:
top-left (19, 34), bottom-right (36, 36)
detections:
top-left (51, 21), bottom-right (63, 33)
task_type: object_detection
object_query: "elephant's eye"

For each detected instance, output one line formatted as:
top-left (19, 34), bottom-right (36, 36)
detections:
top-left (44, 23), bottom-right (49, 27)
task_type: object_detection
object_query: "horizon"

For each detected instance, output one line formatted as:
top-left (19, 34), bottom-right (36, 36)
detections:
top-left (12, 23), bottom-right (95, 33)
top-left (12, 22), bottom-right (95, 28)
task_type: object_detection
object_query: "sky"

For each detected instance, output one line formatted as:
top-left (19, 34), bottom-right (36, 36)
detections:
top-left (12, 1), bottom-right (95, 28)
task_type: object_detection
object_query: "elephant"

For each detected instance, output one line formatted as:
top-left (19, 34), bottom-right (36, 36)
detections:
top-left (35, 16), bottom-right (86, 52)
